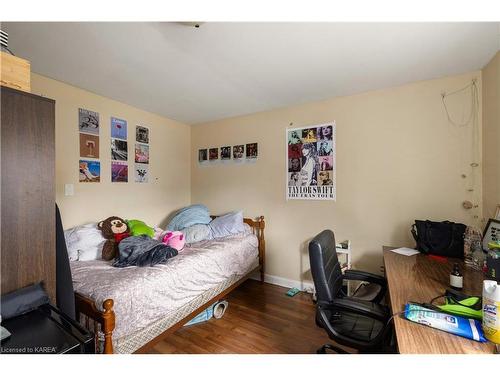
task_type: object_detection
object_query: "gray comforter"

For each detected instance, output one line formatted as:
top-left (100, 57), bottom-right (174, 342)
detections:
top-left (70, 231), bottom-right (259, 340)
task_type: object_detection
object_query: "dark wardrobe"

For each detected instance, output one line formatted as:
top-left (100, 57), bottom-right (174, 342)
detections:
top-left (1, 86), bottom-right (56, 303)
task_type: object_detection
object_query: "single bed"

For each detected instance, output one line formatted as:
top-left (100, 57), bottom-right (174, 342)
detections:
top-left (73, 216), bottom-right (265, 354)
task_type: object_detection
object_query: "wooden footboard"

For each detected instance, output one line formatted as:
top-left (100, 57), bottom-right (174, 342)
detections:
top-left (74, 215), bottom-right (265, 354)
top-left (75, 293), bottom-right (115, 354)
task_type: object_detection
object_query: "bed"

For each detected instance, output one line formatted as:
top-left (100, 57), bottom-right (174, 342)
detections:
top-left (73, 216), bottom-right (265, 354)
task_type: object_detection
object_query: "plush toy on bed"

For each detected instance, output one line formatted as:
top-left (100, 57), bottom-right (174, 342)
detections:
top-left (162, 231), bottom-right (186, 252)
top-left (98, 216), bottom-right (130, 260)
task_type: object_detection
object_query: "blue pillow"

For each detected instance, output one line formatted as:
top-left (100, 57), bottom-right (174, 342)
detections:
top-left (167, 204), bottom-right (212, 231)
top-left (209, 211), bottom-right (245, 238)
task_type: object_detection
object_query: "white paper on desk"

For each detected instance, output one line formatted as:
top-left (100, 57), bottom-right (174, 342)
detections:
top-left (390, 247), bottom-right (420, 256)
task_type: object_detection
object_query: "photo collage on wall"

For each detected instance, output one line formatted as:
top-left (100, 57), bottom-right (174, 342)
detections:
top-left (111, 117), bottom-right (128, 182)
top-left (79, 108), bottom-right (101, 182)
top-left (135, 125), bottom-right (149, 183)
top-left (198, 143), bottom-right (258, 165)
top-left (286, 122), bottom-right (336, 200)
top-left (78, 108), bottom-right (150, 183)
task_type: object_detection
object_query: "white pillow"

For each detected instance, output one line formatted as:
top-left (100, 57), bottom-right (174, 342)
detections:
top-left (64, 223), bottom-right (106, 261)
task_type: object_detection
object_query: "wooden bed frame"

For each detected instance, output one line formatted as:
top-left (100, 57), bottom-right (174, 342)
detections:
top-left (74, 216), bottom-right (266, 354)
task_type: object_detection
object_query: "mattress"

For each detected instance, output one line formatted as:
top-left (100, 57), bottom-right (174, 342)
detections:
top-left (70, 231), bottom-right (259, 352)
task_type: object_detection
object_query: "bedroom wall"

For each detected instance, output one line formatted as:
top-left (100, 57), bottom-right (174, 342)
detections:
top-left (30, 73), bottom-right (191, 229)
top-left (482, 51), bottom-right (500, 219)
top-left (191, 71), bottom-right (483, 286)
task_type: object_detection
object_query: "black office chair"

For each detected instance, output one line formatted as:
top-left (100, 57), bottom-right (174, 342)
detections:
top-left (56, 204), bottom-right (76, 319)
top-left (309, 230), bottom-right (393, 353)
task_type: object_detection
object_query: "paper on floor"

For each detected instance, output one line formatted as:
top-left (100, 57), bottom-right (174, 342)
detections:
top-left (390, 247), bottom-right (420, 256)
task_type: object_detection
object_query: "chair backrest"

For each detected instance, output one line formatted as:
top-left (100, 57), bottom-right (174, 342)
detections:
top-left (308, 229), bottom-right (342, 304)
top-left (56, 204), bottom-right (75, 319)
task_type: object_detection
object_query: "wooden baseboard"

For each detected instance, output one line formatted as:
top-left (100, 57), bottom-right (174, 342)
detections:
top-left (250, 272), bottom-right (315, 292)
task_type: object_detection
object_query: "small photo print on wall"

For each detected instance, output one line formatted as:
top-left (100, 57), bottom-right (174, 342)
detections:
top-left (111, 117), bottom-right (127, 140)
top-left (233, 145), bottom-right (244, 163)
top-left (78, 108), bottom-right (99, 135)
top-left (79, 160), bottom-right (100, 182)
top-left (246, 143), bottom-right (258, 163)
top-left (111, 139), bottom-right (128, 161)
top-left (79, 133), bottom-right (99, 159)
top-left (220, 146), bottom-right (231, 162)
top-left (136, 125), bottom-right (149, 144)
top-left (135, 143), bottom-right (149, 164)
top-left (209, 148), bottom-right (219, 162)
top-left (111, 162), bottom-right (128, 183)
top-left (198, 149), bottom-right (208, 164)
top-left (135, 164), bottom-right (149, 183)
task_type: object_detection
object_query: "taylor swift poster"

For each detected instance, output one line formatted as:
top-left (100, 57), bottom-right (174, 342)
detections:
top-left (286, 122), bottom-right (336, 200)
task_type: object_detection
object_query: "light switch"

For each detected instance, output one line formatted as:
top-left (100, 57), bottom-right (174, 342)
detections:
top-left (64, 184), bottom-right (74, 196)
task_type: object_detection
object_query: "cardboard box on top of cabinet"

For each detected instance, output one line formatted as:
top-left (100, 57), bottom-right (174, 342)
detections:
top-left (1, 51), bottom-right (31, 92)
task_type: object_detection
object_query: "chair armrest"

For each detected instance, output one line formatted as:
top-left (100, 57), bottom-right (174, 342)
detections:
top-left (343, 270), bottom-right (387, 303)
top-left (343, 270), bottom-right (387, 286)
top-left (319, 298), bottom-right (389, 322)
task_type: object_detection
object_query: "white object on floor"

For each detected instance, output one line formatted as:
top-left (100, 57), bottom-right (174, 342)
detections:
top-left (213, 300), bottom-right (228, 319)
top-left (390, 247), bottom-right (420, 256)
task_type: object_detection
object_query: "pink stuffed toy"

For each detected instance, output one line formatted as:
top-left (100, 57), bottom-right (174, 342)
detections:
top-left (162, 231), bottom-right (186, 252)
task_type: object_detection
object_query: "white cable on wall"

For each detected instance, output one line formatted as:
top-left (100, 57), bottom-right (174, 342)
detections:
top-left (441, 79), bottom-right (481, 223)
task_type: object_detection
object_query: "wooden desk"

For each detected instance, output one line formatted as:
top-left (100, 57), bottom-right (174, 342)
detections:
top-left (383, 246), bottom-right (496, 354)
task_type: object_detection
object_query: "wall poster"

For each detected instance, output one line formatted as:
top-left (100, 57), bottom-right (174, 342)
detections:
top-left (79, 133), bottom-right (99, 159)
top-left (198, 149), bottom-right (208, 165)
top-left (209, 148), bottom-right (219, 162)
top-left (135, 143), bottom-right (150, 164)
top-left (136, 125), bottom-right (149, 144)
top-left (233, 145), bottom-right (245, 163)
top-left (286, 122), bottom-right (336, 200)
top-left (220, 146), bottom-right (231, 163)
top-left (135, 164), bottom-right (149, 183)
top-left (246, 143), bottom-right (258, 163)
top-left (111, 161), bottom-right (128, 183)
top-left (79, 160), bottom-right (100, 182)
top-left (111, 117), bottom-right (127, 140)
top-left (111, 139), bottom-right (128, 161)
top-left (78, 108), bottom-right (100, 135)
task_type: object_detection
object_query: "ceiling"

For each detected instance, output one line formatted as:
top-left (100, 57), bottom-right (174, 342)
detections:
top-left (3, 22), bottom-right (499, 124)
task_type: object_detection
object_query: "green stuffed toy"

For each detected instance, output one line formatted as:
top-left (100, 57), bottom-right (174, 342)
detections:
top-left (127, 219), bottom-right (155, 238)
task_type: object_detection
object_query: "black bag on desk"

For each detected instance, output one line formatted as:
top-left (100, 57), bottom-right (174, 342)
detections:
top-left (411, 220), bottom-right (466, 258)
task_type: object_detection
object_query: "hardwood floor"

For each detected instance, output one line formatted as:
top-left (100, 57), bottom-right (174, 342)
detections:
top-left (147, 280), bottom-right (331, 354)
